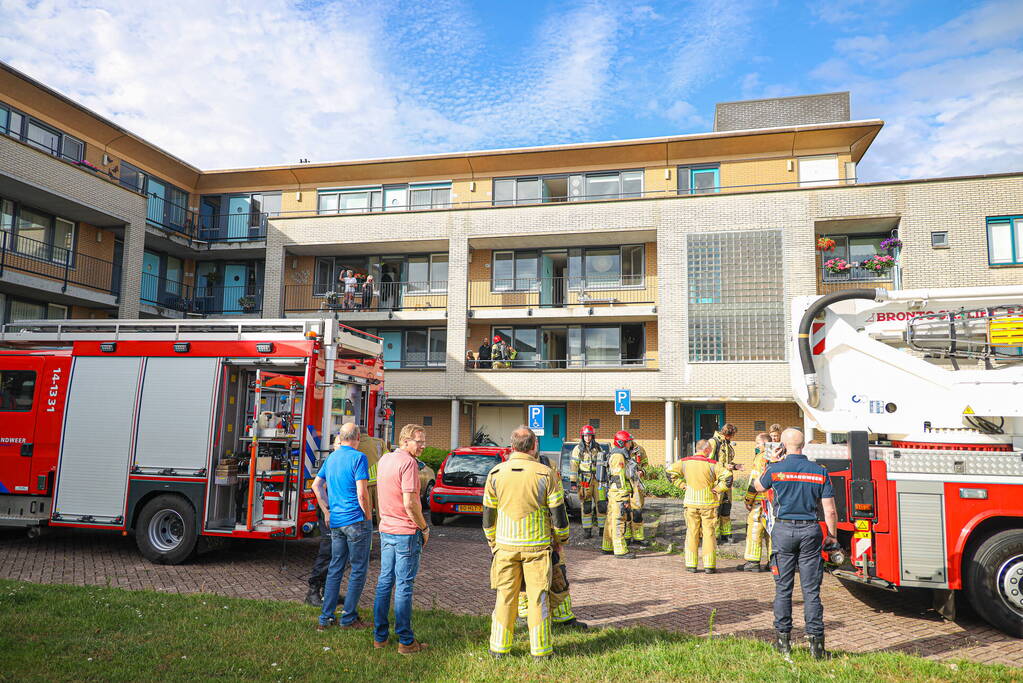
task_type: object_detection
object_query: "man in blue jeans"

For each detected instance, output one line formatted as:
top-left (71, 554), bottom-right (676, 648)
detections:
top-left (755, 427), bottom-right (838, 660)
top-left (372, 423), bottom-right (430, 654)
top-left (312, 421), bottom-right (372, 630)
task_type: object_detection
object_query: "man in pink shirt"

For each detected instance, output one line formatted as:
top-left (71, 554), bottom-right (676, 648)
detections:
top-left (372, 424), bottom-right (430, 654)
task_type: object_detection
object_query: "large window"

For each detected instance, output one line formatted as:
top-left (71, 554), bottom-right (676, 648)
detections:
top-left (5, 298), bottom-right (67, 326)
top-left (406, 254), bottom-right (448, 293)
top-left (492, 251), bottom-right (539, 291)
top-left (0, 100), bottom-right (84, 162)
top-left (678, 165), bottom-right (720, 194)
top-left (319, 183), bottom-right (451, 215)
top-left (987, 216), bottom-right (1023, 266)
top-left (818, 234), bottom-right (893, 281)
top-left (402, 327), bottom-right (447, 367)
top-left (491, 324), bottom-right (644, 368)
top-left (687, 230), bottom-right (785, 362)
top-left (568, 244), bottom-right (645, 287)
top-left (313, 254), bottom-right (448, 295)
top-left (493, 170), bottom-right (643, 206)
top-left (0, 196), bottom-right (76, 265)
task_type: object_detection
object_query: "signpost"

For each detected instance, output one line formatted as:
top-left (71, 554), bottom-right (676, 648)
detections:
top-left (528, 404), bottom-right (545, 436)
top-left (614, 389), bottom-right (631, 430)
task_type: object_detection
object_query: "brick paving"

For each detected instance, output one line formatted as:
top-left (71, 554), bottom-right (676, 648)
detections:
top-left (1, 502), bottom-right (1022, 667)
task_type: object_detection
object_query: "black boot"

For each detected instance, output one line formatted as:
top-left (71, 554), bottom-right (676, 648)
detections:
top-left (304, 585), bottom-right (323, 607)
top-left (775, 631), bottom-right (791, 656)
top-left (584, 528), bottom-right (592, 538)
top-left (808, 634), bottom-right (827, 660)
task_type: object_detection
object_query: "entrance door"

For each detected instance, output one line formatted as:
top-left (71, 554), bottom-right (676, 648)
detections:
top-left (540, 327), bottom-right (567, 368)
top-left (227, 196), bottom-right (251, 239)
top-left (199, 198), bottom-right (219, 239)
top-left (538, 405), bottom-right (566, 453)
top-left (539, 250), bottom-right (566, 308)
top-left (693, 408), bottom-right (724, 448)
top-left (147, 178), bottom-right (166, 225)
top-left (380, 259), bottom-right (404, 310)
top-left (0, 357), bottom-right (43, 493)
top-left (223, 264), bottom-right (247, 313)
top-left (381, 331), bottom-right (402, 369)
top-left (142, 251), bottom-right (160, 304)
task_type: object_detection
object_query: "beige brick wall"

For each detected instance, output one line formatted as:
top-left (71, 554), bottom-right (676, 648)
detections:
top-left (567, 400), bottom-right (666, 465)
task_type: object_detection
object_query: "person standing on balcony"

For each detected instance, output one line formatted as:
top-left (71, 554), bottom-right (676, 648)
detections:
top-left (359, 275), bottom-right (376, 311)
top-left (341, 270), bottom-right (358, 311)
top-left (478, 336), bottom-right (492, 369)
top-left (380, 267), bottom-right (395, 310)
top-left (708, 423), bottom-right (738, 544)
top-left (491, 335), bottom-right (510, 369)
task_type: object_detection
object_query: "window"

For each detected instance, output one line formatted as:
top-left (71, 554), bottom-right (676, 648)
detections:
top-left (687, 230), bottom-right (785, 362)
top-left (119, 162), bottom-right (147, 193)
top-left (819, 234), bottom-right (893, 281)
top-left (678, 165), bottom-right (720, 194)
top-left (798, 155), bottom-right (840, 187)
top-left (566, 244), bottom-right (645, 288)
top-left (931, 231), bottom-right (949, 248)
top-left (403, 327), bottom-right (446, 367)
top-left (492, 251), bottom-right (539, 291)
top-left (565, 323), bottom-right (644, 367)
top-left (165, 256), bottom-right (183, 294)
top-left (0, 101), bottom-right (84, 162)
top-left (493, 170), bottom-right (643, 206)
top-left (987, 216), bottom-right (1023, 266)
top-left (0, 370), bottom-right (35, 411)
top-left (493, 327), bottom-right (538, 366)
top-left (318, 183), bottom-right (451, 214)
top-left (3, 198), bottom-right (76, 265)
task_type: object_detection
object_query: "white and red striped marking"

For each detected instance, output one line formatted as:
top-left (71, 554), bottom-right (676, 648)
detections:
top-left (811, 322), bottom-right (826, 355)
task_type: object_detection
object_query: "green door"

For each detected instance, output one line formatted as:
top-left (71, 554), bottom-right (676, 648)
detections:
top-left (693, 408), bottom-right (724, 449)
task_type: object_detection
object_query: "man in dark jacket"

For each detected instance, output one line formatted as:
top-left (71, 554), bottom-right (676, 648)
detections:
top-left (478, 336), bottom-right (492, 369)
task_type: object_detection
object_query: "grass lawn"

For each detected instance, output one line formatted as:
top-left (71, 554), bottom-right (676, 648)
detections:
top-left (0, 578), bottom-right (1013, 682)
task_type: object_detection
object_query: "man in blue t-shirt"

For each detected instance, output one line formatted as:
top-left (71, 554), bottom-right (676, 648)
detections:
top-left (312, 421), bottom-right (372, 629)
top-left (755, 427), bottom-right (838, 660)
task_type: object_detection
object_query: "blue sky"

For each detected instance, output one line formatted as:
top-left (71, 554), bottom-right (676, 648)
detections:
top-left (1, 0), bottom-right (1020, 181)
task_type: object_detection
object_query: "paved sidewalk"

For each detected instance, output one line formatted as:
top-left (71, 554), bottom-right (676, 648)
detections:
top-left (0, 505), bottom-right (1020, 667)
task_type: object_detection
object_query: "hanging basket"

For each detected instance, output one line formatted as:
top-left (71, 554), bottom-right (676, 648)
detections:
top-left (816, 237), bottom-right (837, 251)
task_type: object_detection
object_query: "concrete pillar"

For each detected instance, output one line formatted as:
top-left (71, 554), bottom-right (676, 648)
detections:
top-left (450, 398), bottom-right (461, 449)
top-left (262, 222), bottom-right (286, 317)
top-left (117, 218), bottom-right (145, 318)
top-left (803, 411), bottom-right (816, 444)
top-left (664, 400), bottom-right (676, 464)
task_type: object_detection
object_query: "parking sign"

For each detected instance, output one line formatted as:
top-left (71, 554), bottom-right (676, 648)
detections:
top-left (528, 405), bottom-right (545, 436)
top-left (614, 389), bottom-right (631, 416)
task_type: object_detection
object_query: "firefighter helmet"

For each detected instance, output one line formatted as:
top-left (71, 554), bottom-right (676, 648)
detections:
top-left (493, 335), bottom-right (502, 343)
top-left (613, 430), bottom-right (632, 448)
top-left (580, 425), bottom-right (595, 437)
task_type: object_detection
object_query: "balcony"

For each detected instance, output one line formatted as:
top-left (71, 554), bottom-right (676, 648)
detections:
top-left (140, 272), bottom-right (263, 315)
top-left (817, 263), bottom-right (898, 295)
top-left (283, 281), bottom-right (447, 317)
top-left (1, 231), bottom-right (117, 295)
top-left (143, 195), bottom-right (268, 244)
top-left (468, 276), bottom-right (657, 319)
top-left (467, 356), bottom-right (657, 370)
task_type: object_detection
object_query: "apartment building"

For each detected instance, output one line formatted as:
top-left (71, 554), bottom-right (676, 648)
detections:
top-left (3, 62), bottom-right (1021, 466)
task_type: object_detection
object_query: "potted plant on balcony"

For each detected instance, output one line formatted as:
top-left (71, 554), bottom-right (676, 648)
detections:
top-left (816, 237), bottom-right (837, 252)
top-left (237, 295), bottom-right (258, 313)
top-left (823, 257), bottom-right (853, 274)
top-left (321, 290), bottom-right (342, 311)
top-left (880, 236), bottom-right (902, 252)
top-left (860, 254), bottom-right (896, 274)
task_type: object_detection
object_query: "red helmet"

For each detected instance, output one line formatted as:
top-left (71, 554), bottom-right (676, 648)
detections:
top-left (493, 335), bottom-right (502, 343)
top-left (580, 425), bottom-right (595, 437)
top-left (613, 430), bottom-right (632, 448)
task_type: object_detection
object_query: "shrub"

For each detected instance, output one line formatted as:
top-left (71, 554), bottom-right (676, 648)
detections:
top-left (644, 465), bottom-right (684, 499)
top-left (418, 446), bottom-right (449, 472)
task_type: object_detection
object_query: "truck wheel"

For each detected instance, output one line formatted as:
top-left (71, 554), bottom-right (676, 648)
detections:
top-left (135, 495), bottom-right (197, 565)
top-left (965, 529), bottom-right (1023, 637)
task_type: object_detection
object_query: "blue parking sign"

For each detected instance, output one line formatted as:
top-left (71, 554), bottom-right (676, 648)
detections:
top-left (528, 405), bottom-right (545, 436)
top-left (614, 389), bottom-right (631, 416)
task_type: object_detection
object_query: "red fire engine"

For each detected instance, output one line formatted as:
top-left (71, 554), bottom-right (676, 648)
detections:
top-left (791, 285), bottom-right (1023, 636)
top-left (0, 318), bottom-right (386, 564)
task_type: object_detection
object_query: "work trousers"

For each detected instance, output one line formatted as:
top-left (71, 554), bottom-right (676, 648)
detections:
top-left (771, 520), bottom-right (825, 637)
top-left (717, 491), bottom-right (733, 539)
top-left (578, 476), bottom-right (607, 530)
top-left (743, 503), bottom-right (771, 562)
top-left (601, 493), bottom-right (631, 556)
top-left (684, 505), bottom-right (719, 569)
top-left (626, 489), bottom-right (645, 541)
top-left (517, 556), bottom-right (575, 623)
top-left (490, 547), bottom-right (553, 657)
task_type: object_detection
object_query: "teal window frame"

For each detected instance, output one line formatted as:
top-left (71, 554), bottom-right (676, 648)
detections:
top-left (986, 216), bottom-right (1023, 266)
top-left (678, 164), bottom-right (720, 195)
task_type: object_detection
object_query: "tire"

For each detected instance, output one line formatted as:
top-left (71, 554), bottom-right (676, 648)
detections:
top-left (422, 481), bottom-right (435, 511)
top-left (431, 510), bottom-right (446, 526)
top-left (965, 528), bottom-right (1023, 637)
top-left (135, 494), bottom-right (198, 565)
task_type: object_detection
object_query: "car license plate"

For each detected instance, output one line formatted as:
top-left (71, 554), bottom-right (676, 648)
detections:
top-left (456, 504), bottom-right (483, 513)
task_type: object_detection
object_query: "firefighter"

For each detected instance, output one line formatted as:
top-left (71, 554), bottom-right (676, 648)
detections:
top-left (737, 432), bottom-right (781, 572)
top-left (708, 423), bottom-right (738, 543)
top-left (355, 431), bottom-right (385, 525)
top-left (516, 534), bottom-right (588, 629)
top-left (601, 430), bottom-right (636, 559)
top-left (483, 426), bottom-right (570, 660)
top-left (570, 425), bottom-right (606, 537)
top-left (667, 439), bottom-right (732, 573)
top-left (623, 434), bottom-right (649, 545)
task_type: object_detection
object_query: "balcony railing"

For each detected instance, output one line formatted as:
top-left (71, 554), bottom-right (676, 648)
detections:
top-left (283, 282), bottom-right (447, 313)
top-left (468, 275), bottom-right (656, 309)
top-left (142, 195), bottom-right (269, 243)
top-left (467, 356), bottom-right (657, 370)
top-left (818, 264), bottom-right (898, 295)
top-left (0, 231), bottom-right (117, 294)
top-left (141, 272), bottom-right (263, 315)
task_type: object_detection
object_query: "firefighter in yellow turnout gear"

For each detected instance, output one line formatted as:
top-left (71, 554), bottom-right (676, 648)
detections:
top-left (602, 431), bottom-right (637, 559)
top-left (738, 432), bottom-right (783, 572)
top-left (624, 439), bottom-right (649, 545)
top-left (708, 424), bottom-right (738, 543)
top-left (569, 425), bottom-right (606, 537)
top-left (483, 427), bottom-right (571, 660)
top-left (667, 439), bottom-right (732, 573)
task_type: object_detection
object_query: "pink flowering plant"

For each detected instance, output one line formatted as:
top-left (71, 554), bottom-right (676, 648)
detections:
top-left (823, 258), bottom-right (853, 274)
top-left (861, 254), bottom-right (896, 273)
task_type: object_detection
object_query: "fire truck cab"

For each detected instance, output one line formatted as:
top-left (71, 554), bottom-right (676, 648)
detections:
top-left (791, 285), bottom-right (1023, 636)
top-left (0, 318), bottom-right (386, 564)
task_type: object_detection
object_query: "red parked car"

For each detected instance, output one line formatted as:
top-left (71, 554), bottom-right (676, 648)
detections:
top-left (429, 447), bottom-right (511, 525)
